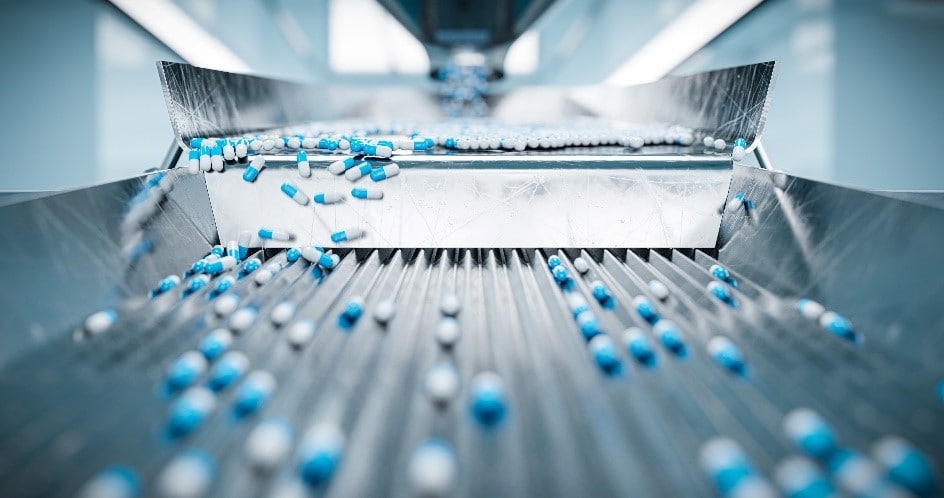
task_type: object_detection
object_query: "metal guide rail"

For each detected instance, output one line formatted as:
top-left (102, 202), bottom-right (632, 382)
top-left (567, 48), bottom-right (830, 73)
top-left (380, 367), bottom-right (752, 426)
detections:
top-left (0, 247), bottom-right (939, 497)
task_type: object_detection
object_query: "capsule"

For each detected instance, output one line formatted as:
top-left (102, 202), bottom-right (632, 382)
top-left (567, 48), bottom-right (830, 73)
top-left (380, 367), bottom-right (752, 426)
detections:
top-left (296, 151), bottom-right (311, 178)
top-left (590, 280), bottom-right (610, 302)
top-left (369, 163), bottom-right (400, 182)
top-left (214, 293), bottom-right (240, 317)
top-left (281, 182), bottom-right (310, 206)
top-left (313, 192), bottom-right (344, 204)
top-left (576, 310), bottom-right (602, 340)
top-left (287, 319), bottom-right (316, 348)
top-left (344, 162), bottom-right (373, 181)
top-left (77, 465), bottom-right (140, 498)
top-left (199, 328), bottom-right (232, 361)
top-left (470, 372), bottom-right (506, 427)
top-left (166, 351), bottom-right (209, 391)
top-left (710, 264), bottom-right (730, 282)
top-left (246, 418), bottom-right (295, 472)
top-left (795, 298), bottom-right (826, 321)
top-left (222, 141), bottom-right (236, 161)
top-left (440, 293), bottom-right (461, 316)
top-left (573, 256), bottom-right (590, 274)
top-left (435, 317), bottom-right (461, 348)
top-left (425, 362), bottom-right (460, 406)
top-left (226, 240), bottom-right (239, 261)
top-left (362, 143), bottom-right (393, 158)
top-left (210, 145), bottom-right (224, 172)
top-left (547, 254), bottom-right (562, 269)
top-left (150, 275), bottom-right (182, 298)
top-left (199, 145), bottom-right (211, 172)
top-left (206, 351), bottom-right (249, 391)
top-left (774, 456), bottom-right (836, 498)
top-left (654, 320), bottom-right (686, 355)
top-left (818, 311), bottom-right (857, 343)
top-left (297, 423), bottom-right (345, 486)
top-left (707, 281), bottom-right (737, 307)
top-left (235, 139), bottom-right (248, 159)
top-left (727, 192), bottom-right (747, 211)
top-left (623, 327), bottom-right (656, 366)
top-left (243, 156), bottom-right (266, 182)
top-left (648, 279), bottom-right (669, 301)
top-left (318, 138), bottom-right (338, 151)
top-left (258, 227), bottom-right (294, 242)
top-left (589, 334), bottom-right (622, 375)
top-left (566, 292), bottom-right (590, 318)
top-left (330, 228), bottom-right (365, 243)
top-left (552, 265), bottom-right (569, 284)
top-left (707, 336), bottom-right (746, 374)
top-left (254, 269), bottom-right (275, 285)
top-left (339, 297), bottom-right (364, 327)
top-left (372, 299), bottom-right (396, 324)
top-left (783, 408), bottom-right (837, 460)
top-left (699, 437), bottom-right (756, 495)
top-left (233, 370), bottom-right (276, 417)
top-left (328, 156), bottom-right (360, 175)
top-left (84, 309), bottom-right (118, 336)
top-left (209, 275), bottom-right (235, 297)
top-left (237, 230), bottom-right (251, 260)
top-left (211, 245), bottom-right (224, 256)
top-left (871, 436), bottom-right (937, 496)
top-left (167, 386), bottom-right (216, 437)
top-left (188, 149), bottom-right (200, 174)
top-left (408, 440), bottom-right (458, 498)
top-left (831, 450), bottom-right (908, 498)
top-left (241, 258), bottom-right (261, 276)
top-left (270, 301), bottom-right (296, 326)
top-left (204, 256), bottom-right (236, 275)
top-left (351, 187), bottom-right (383, 200)
top-left (156, 450), bottom-right (215, 498)
top-left (183, 275), bottom-right (210, 297)
top-left (301, 246), bottom-right (335, 268)
top-left (286, 247), bottom-right (301, 263)
top-left (230, 307), bottom-right (258, 333)
top-left (632, 295), bottom-right (660, 323)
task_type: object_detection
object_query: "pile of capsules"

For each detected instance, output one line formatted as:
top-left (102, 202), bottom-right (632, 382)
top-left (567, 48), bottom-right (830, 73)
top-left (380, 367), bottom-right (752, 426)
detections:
top-left (701, 408), bottom-right (938, 497)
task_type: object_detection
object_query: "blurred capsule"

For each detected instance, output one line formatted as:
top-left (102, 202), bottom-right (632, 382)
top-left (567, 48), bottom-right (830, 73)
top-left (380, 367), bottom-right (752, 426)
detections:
top-left (229, 307), bottom-right (258, 333)
top-left (547, 255), bottom-right (562, 269)
top-left (199, 328), bottom-right (232, 361)
top-left (707, 336), bottom-right (746, 375)
top-left (783, 408), bottom-right (837, 460)
top-left (623, 327), bottom-right (656, 367)
top-left (774, 456), bottom-right (836, 498)
top-left (425, 362), bottom-right (460, 406)
top-left (286, 247), bottom-right (301, 263)
top-left (440, 294), bottom-right (461, 316)
top-left (707, 281), bottom-right (737, 308)
top-left (245, 418), bottom-right (295, 473)
top-left (796, 298), bottom-right (826, 321)
top-left (408, 439), bottom-right (458, 498)
top-left (435, 317), bottom-right (461, 348)
top-left (166, 351), bottom-right (208, 391)
top-left (373, 299), bottom-right (396, 324)
top-left (206, 351), bottom-right (249, 391)
top-left (270, 301), bottom-right (296, 327)
top-left (84, 309), bottom-right (118, 336)
top-left (233, 370), bottom-right (276, 417)
top-left (818, 311), bottom-right (857, 343)
top-left (297, 423), bottom-right (345, 487)
top-left (589, 334), bottom-right (621, 375)
top-left (156, 450), bottom-right (215, 498)
top-left (654, 320), bottom-right (686, 356)
top-left (213, 294), bottom-right (239, 317)
top-left (648, 279), bottom-right (669, 301)
top-left (470, 372), bottom-right (506, 427)
top-left (77, 466), bottom-right (139, 498)
top-left (872, 436), bottom-right (938, 496)
top-left (699, 437), bottom-right (755, 495)
top-left (632, 296), bottom-right (660, 324)
top-left (287, 320), bottom-right (316, 348)
top-left (167, 387), bottom-right (216, 437)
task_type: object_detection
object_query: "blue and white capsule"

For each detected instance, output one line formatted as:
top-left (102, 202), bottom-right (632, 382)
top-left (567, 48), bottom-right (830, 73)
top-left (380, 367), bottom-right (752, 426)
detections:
top-left (351, 187), bottom-right (383, 200)
top-left (245, 418), bottom-right (295, 472)
top-left (818, 311), bottom-right (857, 343)
top-left (339, 296), bottom-right (364, 326)
top-left (211, 245), bottom-right (224, 256)
top-left (298, 423), bottom-right (346, 487)
top-left (313, 192), bottom-right (344, 204)
top-left (167, 386), bottom-right (216, 437)
top-left (210, 275), bottom-right (235, 297)
top-left (237, 230), bottom-right (251, 260)
top-left (566, 292), bottom-right (590, 318)
top-left (576, 310), bottom-right (601, 340)
top-left (345, 163), bottom-right (373, 181)
top-left (470, 372), bottom-right (507, 427)
top-left (241, 258), bottom-right (261, 276)
top-left (623, 327), bottom-right (656, 366)
top-left (783, 408), bottom-right (837, 460)
top-left (632, 295), bottom-right (660, 324)
top-left (331, 227), bottom-right (365, 243)
top-left (589, 334), bottom-right (622, 375)
top-left (77, 465), bottom-right (140, 498)
top-left (369, 163), bottom-right (400, 182)
top-left (258, 227), bottom-right (294, 242)
top-left (286, 247), bottom-right (301, 263)
top-left (183, 275), bottom-right (210, 296)
top-left (796, 298), bottom-right (826, 321)
top-left (408, 439), bottom-right (458, 497)
top-left (199, 328), bottom-right (232, 361)
top-left (204, 256), bottom-right (236, 275)
top-left (214, 293), bottom-right (240, 317)
top-left (328, 156), bottom-right (360, 175)
top-left (188, 148), bottom-right (200, 174)
top-left (654, 320), bottom-right (686, 355)
top-left (166, 350), bottom-right (209, 391)
top-left (871, 436), bottom-right (938, 496)
top-left (301, 246), bottom-right (335, 268)
top-left (774, 456), bottom-right (836, 498)
top-left (151, 275), bottom-right (181, 297)
top-left (156, 450), bottom-right (215, 498)
top-left (361, 143), bottom-right (392, 158)
top-left (210, 145), bottom-right (224, 172)
top-left (229, 307), bottom-right (258, 333)
top-left (233, 370), bottom-right (276, 417)
top-left (552, 265), bottom-right (569, 284)
top-left (727, 192), bottom-right (747, 211)
top-left (707, 336), bottom-right (746, 374)
top-left (547, 255), bottom-right (562, 269)
top-left (243, 156), bottom-right (265, 182)
top-left (207, 351), bottom-right (249, 391)
top-left (226, 240), bottom-right (239, 261)
top-left (199, 145), bottom-right (211, 172)
top-left (590, 280), bottom-right (610, 303)
top-left (297, 151), bottom-right (311, 178)
top-left (281, 182), bottom-right (310, 206)
top-left (699, 437), bottom-right (757, 495)
top-left (707, 281), bottom-right (737, 308)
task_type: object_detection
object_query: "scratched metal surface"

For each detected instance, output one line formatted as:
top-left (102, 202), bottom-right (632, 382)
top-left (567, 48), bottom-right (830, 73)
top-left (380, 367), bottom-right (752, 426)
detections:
top-left (201, 153), bottom-right (732, 248)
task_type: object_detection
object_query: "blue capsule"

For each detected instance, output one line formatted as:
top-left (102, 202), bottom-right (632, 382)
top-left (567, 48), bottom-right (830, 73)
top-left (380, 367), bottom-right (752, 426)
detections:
top-left (576, 310), bottom-right (602, 340)
top-left (286, 247), bottom-right (301, 263)
top-left (191, 259), bottom-right (207, 275)
top-left (331, 228), bottom-right (366, 243)
top-left (183, 275), bottom-right (210, 297)
top-left (589, 335), bottom-right (622, 375)
top-left (199, 328), bottom-right (232, 361)
top-left (818, 311), bottom-right (858, 343)
top-left (167, 386), bottom-right (216, 437)
top-left (78, 465), bottom-right (140, 498)
top-left (211, 245), bottom-right (224, 256)
top-left (654, 320), bottom-right (686, 356)
top-left (707, 281), bottom-right (737, 308)
top-left (872, 437), bottom-right (938, 496)
top-left (351, 187), bottom-right (383, 199)
top-left (151, 275), bottom-right (181, 297)
top-left (707, 336), bottom-right (746, 375)
top-left (774, 456), bottom-right (835, 498)
top-left (243, 156), bottom-right (265, 182)
top-left (470, 372), bottom-right (506, 427)
top-left (209, 275), bottom-right (235, 297)
top-left (328, 156), bottom-right (360, 175)
top-left (301, 246), bottom-right (335, 268)
top-left (547, 255), bottom-right (561, 269)
top-left (205, 256), bottom-right (236, 275)
top-left (783, 408), bottom-right (837, 460)
top-left (699, 437), bottom-right (757, 495)
top-left (207, 351), bottom-right (249, 391)
top-left (233, 370), bottom-right (276, 417)
top-left (590, 280), bottom-right (610, 302)
top-left (623, 327), bottom-right (656, 367)
top-left (734, 137), bottom-right (748, 148)
top-left (298, 423), bottom-right (345, 487)
top-left (166, 351), bottom-right (208, 391)
top-left (552, 265), bottom-right (569, 284)
top-left (369, 163), bottom-right (400, 181)
top-left (632, 296), bottom-right (660, 324)
top-left (241, 258), bottom-right (261, 276)
top-left (339, 297), bottom-right (365, 328)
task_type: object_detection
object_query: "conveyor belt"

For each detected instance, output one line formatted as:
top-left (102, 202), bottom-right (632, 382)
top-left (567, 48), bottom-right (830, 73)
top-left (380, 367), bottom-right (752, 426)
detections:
top-left (1, 248), bottom-right (940, 497)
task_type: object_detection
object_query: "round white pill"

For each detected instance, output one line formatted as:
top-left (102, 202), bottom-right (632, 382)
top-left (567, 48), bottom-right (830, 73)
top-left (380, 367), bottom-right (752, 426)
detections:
top-left (648, 280), bottom-right (669, 301)
top-left (573, 257), bottom-right (590, 274)
top-left (287, 320), bottom-right (315, 348)
top-left (213, 294), bottom-right (239, 317)
top-left (435, 317), bottom-right (461, 348)
top-left (270, 301), bottom-right (296, 327)
top-left (425, 362), bottom-right (459, 405)
top-left (245, 418), bottom-right (294, 472)
top-left (440, 294), bottom-right (461, 316)
top-left (373, 299), bottom-right (396, 324)
top-left (408, 440), bottom-right (457, 498)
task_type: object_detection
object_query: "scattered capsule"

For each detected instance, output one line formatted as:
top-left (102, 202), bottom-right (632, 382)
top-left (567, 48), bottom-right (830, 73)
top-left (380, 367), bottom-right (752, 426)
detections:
top-left (328, 156), bottom-right (360, 175)
top-left (226, 240), bottom-right (239, 261)
top-left (831, 450), bottom-right (909, 498)
top-left (331, 228), bottom-right (366, 243)
top-left (257, 227), bottom-right (294, 242)
top-left (156, 450), bottom-right (215, 498)
top-left (199, 328), bottom-right (232, 361)
top-left (187, 149), bottom-right (200, 174)
top-left (727, 192), bottom-right (747, 211)
top-left (589, 334), bottom-right (622, 375)
top-left (707, 336), bottom-right (746, 375)
top-left (270, 301), bottom-right (296, 326)
top-left (211, 245), bottom-right (224, 256)
top-left (796, 298), bottom-right (826, 321)
top-left (297, 151), bottom-right (310, 178)
top-left (373, 299), bottom-right (396, 324)
top-left (872, 436), bottom-right (937, 496)
top-left (298, 423), bottom-right (346, 486)
top-left (547, 254), bottom-right (562, 269)
top-left (199, 146), bottom-right (211, 172)
top-left (440, 294), bottom-right (461, 316)
top-left (369, 163), bottom-right (400, 182)
top-left (566, 292), bottom-right (590, 318)
top-left (207, 351), bottom-right (249, 391)
top-left (301, 246), bottom-right (335, 268)
top-left (470, 372), bottom-right (507, 427)
top-left (654, 320), bottom-right (686, 355)
top-left (229, 307), bottom-right (258, 333)
top-left (241, 259), bottom-right (261, 276)
top-left (408, 439), bottom-right (458, 498)
top-left (314, 192), bottom-right (344, 204)
top-left (774, 456), bottom-right (835, 498)
top-left (237, 230), bottom-right (251, 260)
top-left (213, 294), bottom-right (240, 317)
top-left (339, 297), bottom-right (364, 328)
top-left (281, 182), bottom-right (310, 206)
top-left (707, 281), bottom-right (737, 307)
top-left (287, 320), bottom-right (316, 348)
top-left (351, 187), bottom-right (383, 200)
top-left (286, 247), bottom-right (301, 263)
top-left (344, 162), bottom-right (373, 181)
top-left (84, 309), bottom-right (117, 336)
top-left (648, 279), bottom-right (669, 301)
top-left (246, 418), bottom-right (295, 473)
top-left (623, 327), bottom-right (656, 366)
top-left (166, 351), bottom-right (209, 391)
top-left (818, 311), bottom-right (857, 343)
top-left (183, 275), bottom-right (210, 296)
top-left (235, 139), bottom-right (248, 159)
top-left (576, 310), bottom-right (602, 340)
top-left (435, 317), bottom-right (461, 348)
top-left (204, 256), bottom-right (236, 275)
top-left (77, 465), bottom-right (139, 498)
top-left (243, 156), bottom-right (265, 182)
top-left (590, 280), bottom-right (610, 302)
top-left (632, 295), bottom-right (660, 323)
top-left (573, 256), bottom-right (590, 274)
top-left (362, 143), bottom-right (393, 158)
top-left (233, 370), bottom-right (276, 417)
top-left (167, 386), bottom-right (216, 437)
top-left (425, 362), bottom-right (460, 406)
top-left (699, 437), bottom-right (756, 495)
top-left (552, 265), bottom-right (569, 284)
top-left (783, 408), bottom-right (837, 460)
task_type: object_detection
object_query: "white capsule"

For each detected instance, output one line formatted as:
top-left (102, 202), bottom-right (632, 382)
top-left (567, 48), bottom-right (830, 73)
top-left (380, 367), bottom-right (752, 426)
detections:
top-left (245, 418), bottom-right (294, 472)
top-left (211, 155), bottom-right (224, 172)
top-left (287, 319), bottom-right (316, 348)
top-left (425, 362), bottom-right (460, 405)
top-left (286, 136), bottom-right (301, 149)
top-left (230, 307), bottom-right (257, 333)
top-left (214, 294), bottom-right (240, 317)
top-left (408, 440), bottom-right (458, 498)
top-left (249, 139), bottom-right (263, 152)
top-left (262, 139), bottom-right (275, 151)
top-left (254, 269), bottom-right (274, 285)
top-left (338, 138), bottom-right (350, 150)
top-left (270, 301), bottom-right (296, 326)
top-left (77, 467), bottom-right (139, 498)
top-left (157, 450), bottom-right (215, 498)
top-left (302, 137), bottom-right (317, 149)
top-left (732, 145), bottom-right (746, 161)
top-left (573, 257), bottom-right (590, 274)
top-left (648, 279), bottom-right (670, 301)
top-left (440, 294), bottom-right (461, 316)
top-left (373, 299), bottom-right (396, 324)
top-left (281, 183), bottom-right (309, 206)
top-left (374, 145), bottom-right (393, 158)
top-left (435, 317), bottom-right (461, 348)
top-left (222, 144), bottom-right (235, 161)
top-left (235, 141), bottom-right (248, 158)
top-left (84, 309), bottom-right (117, 336)
top-left (714, 138), bottom-right (726, 151)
